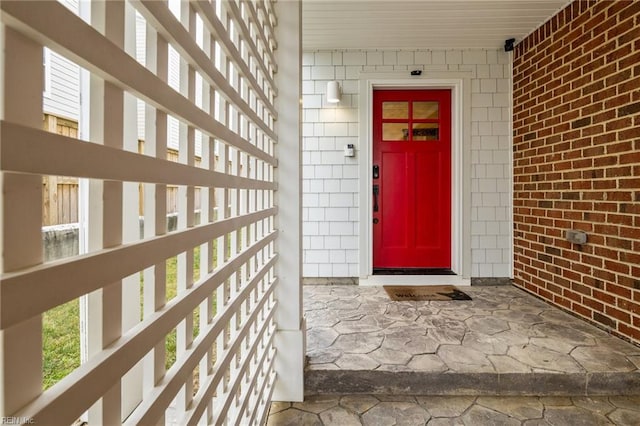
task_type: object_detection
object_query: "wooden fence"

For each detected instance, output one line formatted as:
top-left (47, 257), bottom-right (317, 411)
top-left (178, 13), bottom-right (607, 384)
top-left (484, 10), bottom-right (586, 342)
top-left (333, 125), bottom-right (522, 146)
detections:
top-left (43, 175), bottom-right (79, 225)
top-left (145, 143), bottom-right (202, 218)
top-left (42, 115), bottom-right (205, 226)
top-left (42, 115), bottom-right (79, 225)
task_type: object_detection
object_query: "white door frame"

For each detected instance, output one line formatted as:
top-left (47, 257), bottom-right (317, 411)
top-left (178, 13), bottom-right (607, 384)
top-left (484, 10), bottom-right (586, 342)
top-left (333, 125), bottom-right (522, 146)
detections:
top-left (357, 72), bottom-right (472, 286)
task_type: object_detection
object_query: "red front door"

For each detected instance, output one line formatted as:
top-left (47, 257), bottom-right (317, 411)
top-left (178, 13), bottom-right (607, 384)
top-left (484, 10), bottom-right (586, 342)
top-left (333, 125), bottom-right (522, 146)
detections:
top-left (373, 89), bottom-right (451, 270)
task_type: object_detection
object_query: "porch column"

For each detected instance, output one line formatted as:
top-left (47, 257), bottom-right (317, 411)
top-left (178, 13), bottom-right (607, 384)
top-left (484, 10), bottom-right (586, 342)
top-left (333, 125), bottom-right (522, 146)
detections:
top-left (273, 0), bottom-right (305, 402)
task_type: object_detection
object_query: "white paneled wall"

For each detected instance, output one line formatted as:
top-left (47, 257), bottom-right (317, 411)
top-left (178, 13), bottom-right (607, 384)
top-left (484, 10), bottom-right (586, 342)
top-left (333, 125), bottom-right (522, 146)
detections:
top-left (302, 49), bottom-right (512, 278)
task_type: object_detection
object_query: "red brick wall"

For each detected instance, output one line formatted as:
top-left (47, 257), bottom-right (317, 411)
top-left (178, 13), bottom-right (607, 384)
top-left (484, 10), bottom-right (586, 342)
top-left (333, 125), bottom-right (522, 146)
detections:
top-left (513, 0), bottom-right (640, 344)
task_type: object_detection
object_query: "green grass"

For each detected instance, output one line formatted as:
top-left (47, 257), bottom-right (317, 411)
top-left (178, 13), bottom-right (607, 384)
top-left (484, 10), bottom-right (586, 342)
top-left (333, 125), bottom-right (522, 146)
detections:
top-left (42, 245), bottom-right (213, 389)
top-left (43, 299), bottom-right (81, 389)
top-left (164, 247), bottom-right (204, 369)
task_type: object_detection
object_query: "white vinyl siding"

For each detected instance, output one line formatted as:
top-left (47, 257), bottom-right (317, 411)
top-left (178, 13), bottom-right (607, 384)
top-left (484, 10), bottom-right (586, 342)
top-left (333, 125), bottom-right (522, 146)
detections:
top-left (43, 50), bottom-right (80, 120)
top-left (43, 0), bottom-right (79, 120)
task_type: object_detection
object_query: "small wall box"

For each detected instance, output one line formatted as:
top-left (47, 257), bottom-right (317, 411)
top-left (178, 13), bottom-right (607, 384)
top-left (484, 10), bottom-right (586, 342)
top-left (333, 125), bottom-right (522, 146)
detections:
top-left (344, 144), bottom-right (355, 157)
top-left (566, 229), bottom-right (587, 245)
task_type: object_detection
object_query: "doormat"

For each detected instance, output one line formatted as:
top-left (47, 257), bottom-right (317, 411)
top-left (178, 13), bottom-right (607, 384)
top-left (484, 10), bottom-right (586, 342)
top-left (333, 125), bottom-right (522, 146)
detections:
top-left (383, 285), bottom-right (472, 301)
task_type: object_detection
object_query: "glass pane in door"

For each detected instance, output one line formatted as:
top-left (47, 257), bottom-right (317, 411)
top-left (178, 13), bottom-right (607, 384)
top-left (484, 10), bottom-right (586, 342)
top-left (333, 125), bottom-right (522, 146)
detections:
top-left (413, 101), bottom-right (439, 119)
top-left (383, 102), bottom-right (409, 119)
top-left (412, 123), bottom-right (439, 141)
top-left (383, 123), bottom-right (409, 140)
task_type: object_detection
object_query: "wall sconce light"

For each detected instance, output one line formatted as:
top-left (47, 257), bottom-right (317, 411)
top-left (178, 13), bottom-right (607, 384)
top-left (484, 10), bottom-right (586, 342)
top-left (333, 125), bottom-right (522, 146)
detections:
top-left (327, 80), bottom-right (341, 103)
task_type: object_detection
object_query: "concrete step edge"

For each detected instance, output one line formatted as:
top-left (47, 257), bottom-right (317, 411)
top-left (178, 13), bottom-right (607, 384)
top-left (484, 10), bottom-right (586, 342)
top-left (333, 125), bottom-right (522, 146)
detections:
top-left (305, 370), bottom-right (640, 396)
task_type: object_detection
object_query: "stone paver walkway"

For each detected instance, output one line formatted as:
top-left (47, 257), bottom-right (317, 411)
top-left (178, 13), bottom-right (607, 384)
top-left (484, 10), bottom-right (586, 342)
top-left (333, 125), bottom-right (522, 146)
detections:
top-left (268, 394), bottom-right (640, 425)
top-left (303, 285), bottom-right (640, 395)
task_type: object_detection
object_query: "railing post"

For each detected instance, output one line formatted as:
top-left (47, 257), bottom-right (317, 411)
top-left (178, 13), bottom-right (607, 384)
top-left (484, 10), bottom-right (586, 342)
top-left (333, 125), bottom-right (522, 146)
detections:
top-left (142, 15), bottom-right (168, 425)
top-left (176, 0), bottom-right (197, 416)
top-left (86, 1), bottom-right (125, 423)
top-left (198, 20), bottom-right (216, 422)
top-left (0, 22), bottom-right (44, 417)
top-left (121, 0), bottom-right (143, 418)
top-left (273, 0), bottom-right (305, 402)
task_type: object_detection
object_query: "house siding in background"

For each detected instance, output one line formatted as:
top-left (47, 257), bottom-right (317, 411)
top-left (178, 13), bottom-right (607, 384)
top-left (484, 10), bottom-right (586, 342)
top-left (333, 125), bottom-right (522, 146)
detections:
top-left (302, 49), bottom-right (512, 278)
top-left (44, 1), bottom-right (191, 152)
top-left (513, 1), bottom-right (640, 344)
top-left (43, 0), bottom-right (79, 121)
top-left (135, 9), bottom-right (184, 152)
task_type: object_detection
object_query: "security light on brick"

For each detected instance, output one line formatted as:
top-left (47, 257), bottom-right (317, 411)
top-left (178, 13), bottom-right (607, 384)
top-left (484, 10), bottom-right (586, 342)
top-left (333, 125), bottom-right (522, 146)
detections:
top-left (327, 80), bottom-right (341, 103)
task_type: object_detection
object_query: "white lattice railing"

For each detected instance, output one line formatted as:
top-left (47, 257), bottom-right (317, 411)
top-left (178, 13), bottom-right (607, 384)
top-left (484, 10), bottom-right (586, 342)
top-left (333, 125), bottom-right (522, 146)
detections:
top-left (0, 0), bottom-right (291, 424)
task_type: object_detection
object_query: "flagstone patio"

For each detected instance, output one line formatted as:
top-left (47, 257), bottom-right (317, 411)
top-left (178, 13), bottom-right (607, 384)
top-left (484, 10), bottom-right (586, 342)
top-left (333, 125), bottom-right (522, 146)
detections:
top-left (268, 394), bottom-right (640, 425)
top-left (268, 284), bottom-right (640, 425)
top-left (302, 285), bottom-right (640, 395)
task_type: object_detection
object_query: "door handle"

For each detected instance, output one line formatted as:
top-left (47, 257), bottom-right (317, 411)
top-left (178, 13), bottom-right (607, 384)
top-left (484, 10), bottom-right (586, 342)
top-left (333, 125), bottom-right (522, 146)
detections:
top-left (373, 185), bottom-right (379, 212)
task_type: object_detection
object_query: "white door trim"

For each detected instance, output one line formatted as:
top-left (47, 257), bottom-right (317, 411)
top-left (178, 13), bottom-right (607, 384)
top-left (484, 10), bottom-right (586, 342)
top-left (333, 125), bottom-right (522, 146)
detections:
top-left (357, 72), bottom-right (472, 286)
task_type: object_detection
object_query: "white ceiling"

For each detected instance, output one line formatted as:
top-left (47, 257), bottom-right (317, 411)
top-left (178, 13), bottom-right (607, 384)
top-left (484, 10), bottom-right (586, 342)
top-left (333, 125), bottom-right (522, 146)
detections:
top-left (302, 0), bottom-right (570, 51)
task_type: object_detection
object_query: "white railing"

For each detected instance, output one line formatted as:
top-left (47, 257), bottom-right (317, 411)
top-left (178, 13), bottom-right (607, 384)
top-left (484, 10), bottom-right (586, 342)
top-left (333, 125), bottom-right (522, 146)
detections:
top-left (0, 0), bottom-right (286, 424)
